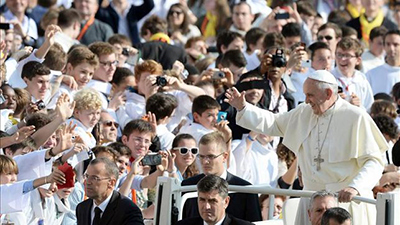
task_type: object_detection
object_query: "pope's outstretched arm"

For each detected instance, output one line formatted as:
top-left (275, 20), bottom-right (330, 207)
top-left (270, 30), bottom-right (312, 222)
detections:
top-left (224, 87), bottom-right (287, 137)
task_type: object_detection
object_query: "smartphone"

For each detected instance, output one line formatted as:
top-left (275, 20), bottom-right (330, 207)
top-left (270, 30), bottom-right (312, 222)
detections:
top-left (122, 47), bottom-right (129, 56)
top-left (212, 71), bottom-right (225, 79)
top-left (0, 23), bottom-right (13, 30)
top-left (275, 12), bottom-right (290, 20)
top-left (301, 59), bottom-right (311, 68)
top-left (142, 153), bottom-right (162, 166)
top-left (338, 86), bottom-right (343, 93)
top-left (217, 111), bottom-right (227, 123)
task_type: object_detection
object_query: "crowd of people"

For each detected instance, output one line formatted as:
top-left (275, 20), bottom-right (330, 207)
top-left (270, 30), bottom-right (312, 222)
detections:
top-left (1, 0), bottom-right (400, 224)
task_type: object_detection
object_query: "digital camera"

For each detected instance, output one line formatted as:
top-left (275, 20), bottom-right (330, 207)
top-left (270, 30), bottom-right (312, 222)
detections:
top-left (272, 49), bottom-right (287, 68)
top-left (155, 76), bottom-right (167, 87)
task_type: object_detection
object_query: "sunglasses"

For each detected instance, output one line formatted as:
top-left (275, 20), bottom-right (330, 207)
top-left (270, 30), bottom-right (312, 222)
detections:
top-left (102, 120), bottom-right (119, 129)
top-left (173, 147), bottom-right (198, 155)
top-left (317, 35), bottom-right (333, 41)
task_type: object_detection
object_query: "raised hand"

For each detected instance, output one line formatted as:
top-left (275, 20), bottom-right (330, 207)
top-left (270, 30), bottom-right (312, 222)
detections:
top-left (224, 87), bottom-right (247, 111)
top-left (56, 121), bottom-right (77, 153)
top-left (108, 91), bottom-right (126, 110)
top-left (12, 125), bottom-right (36, 143)
top-left (56, 93), bottom-right (75, 121)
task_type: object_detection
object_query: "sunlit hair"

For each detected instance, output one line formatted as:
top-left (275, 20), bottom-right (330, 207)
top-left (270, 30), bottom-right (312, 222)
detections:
top-left (0, 155), bottom-right (18, 175)
top-left (74, 88), bottom-right (103, 111)
top-left (134, 59), bottom-right (163, 81)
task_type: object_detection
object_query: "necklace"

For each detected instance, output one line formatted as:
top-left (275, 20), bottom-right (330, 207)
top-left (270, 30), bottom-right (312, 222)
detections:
top-left (314, 104), bottom-right (335, 171)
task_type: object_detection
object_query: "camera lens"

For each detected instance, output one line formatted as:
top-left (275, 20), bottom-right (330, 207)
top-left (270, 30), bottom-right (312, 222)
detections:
top-left (37, 102), bottom-right (46, 110)
top-left (156, 76), bottom-right (167, 87)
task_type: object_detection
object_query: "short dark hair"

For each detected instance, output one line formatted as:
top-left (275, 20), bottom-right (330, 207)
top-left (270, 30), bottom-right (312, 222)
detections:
top-left (108, 34), bottom-right (132, 46)
top-left (321, 207), bottom-right (352, 225)
top-left (21, 61), bottom-right (51, 80)
top-left (192, 95), bottom-right (220, 116)
top-left (245, 27), bottom-right (266, 51)
top-left (26, 113), bottom-right (52, 130)
top-left (107, 142), bottom-right (132, 157)
top-left (384, 29), bottom-right (400, 44)
top-left (372, 114), bottom-right (399, 139)
top-left (282, 23), bottom-right (301, 38)
top-left (172, 133), bottom-right (196, 148)
top-left (341, 26), bottom-right (358, 39)
top-left (327, 10), bottom-right (351, 26)
top-left (296, 1), bottom-right (316, 16)
top-left (220, 49), bottom-right (247, 68)
top-left (43, 43), bottom-right (67, 71)
top-left (57, 8), bottom-right (81, 29)
top-left (318, 22), bottom-right (342, 38)
top-left (369, 26), bottom-right (388, 41)
top-left (92, 146), bottom-right (118, 162)
top-left (111, 67), bottom-right (134, 86)
top-left (141, 15), bottom-right (168, 37)
top-left (122, 119), bottom-right (155, 138)
top-left (197, 174), bottom-right (229, 199)
top-left (145, 93), bottom-right (178, 121)
top-left (392, 82), bottom-right (400, 101)
top-left (262, 32), bottom-right (285, 51)
top-left (89, 157), bottom-right (119, 181)
top-left (308, 41), bottom-right (331, 60)
top-left (216, 31), bottom-right (243, 54)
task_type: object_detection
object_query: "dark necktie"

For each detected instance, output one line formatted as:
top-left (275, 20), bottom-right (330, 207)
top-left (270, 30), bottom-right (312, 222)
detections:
top-left (93, 207), bottom-right (102, 225)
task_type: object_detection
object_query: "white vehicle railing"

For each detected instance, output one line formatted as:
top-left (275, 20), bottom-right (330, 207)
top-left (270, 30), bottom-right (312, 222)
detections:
top-left (152, 177), bottom-right (399, 225)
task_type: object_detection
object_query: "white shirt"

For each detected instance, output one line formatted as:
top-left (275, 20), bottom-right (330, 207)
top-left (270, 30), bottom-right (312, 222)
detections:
top-left (366, 63), bottom-right (400, 95)
top-left (204, 215), bottom-right (225, 225)
top-left (157, 124), bottom-right (175, 150)
top-left (110, 2), bottom-right (131, 38)
top-left (90, 191), bottom-right (113, 225)
top-left (233, 136), bottom-right (279, 186)
top-left (244, 50), bottom-right (261, 71)
top-left (290, 69), bottom-right (313, 106)
top-left (3, 10), bottom-right (38, 39)
top-left (332, 67), bottom-right (374, 110)
top-left (361, 50), bottom-right (385, 74)
top-left (8, 50), bottom-right (44, 88)
top-left (86, 79), bottom-right (112, 109)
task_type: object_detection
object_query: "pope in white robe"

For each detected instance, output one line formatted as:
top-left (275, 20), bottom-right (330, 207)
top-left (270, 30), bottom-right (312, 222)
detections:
top-left (225, 70), bottom-right (388, 225)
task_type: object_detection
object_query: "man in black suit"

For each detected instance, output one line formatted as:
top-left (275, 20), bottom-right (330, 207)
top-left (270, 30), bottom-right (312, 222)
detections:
top-left (177, 175), bottom-right (254, 225)
top-left (76, 158), bottom-right (144, 225)
top-left (181, 132), bottom-right (262, 222)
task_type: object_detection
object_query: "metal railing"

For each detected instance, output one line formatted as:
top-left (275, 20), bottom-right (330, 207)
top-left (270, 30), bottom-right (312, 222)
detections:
top-left (152, 177), bottom-right (399, 225)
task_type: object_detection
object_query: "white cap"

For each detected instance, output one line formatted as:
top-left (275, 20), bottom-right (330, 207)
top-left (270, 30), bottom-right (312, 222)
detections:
top-left (307, 70), bottom-right (337, 85)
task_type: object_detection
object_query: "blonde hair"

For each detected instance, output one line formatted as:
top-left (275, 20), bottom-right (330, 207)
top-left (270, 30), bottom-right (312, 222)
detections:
top-left (0, 155), bottom-right (18, 175)
top-left (74, 88), bottom-right (103, 111)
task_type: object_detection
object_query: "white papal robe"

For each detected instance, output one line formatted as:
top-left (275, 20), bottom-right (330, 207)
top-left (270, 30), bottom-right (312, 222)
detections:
top-left (236, 97), bottom-right (388, 225)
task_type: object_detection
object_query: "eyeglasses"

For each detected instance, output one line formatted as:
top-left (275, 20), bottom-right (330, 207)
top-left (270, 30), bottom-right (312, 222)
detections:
top-left (335, 53), bottom-right (357, 60)
top-left (102, 120), bottom-right (119, 128)
top-left (169, 10), bottom-right (183, 16)
top-left (197, 152), bottom-right (225, 161)
top-left (83, 173), bottom-right (110, 182)
top-left (317, 35), bottom-right (333, 41)
top-left (173, 147), bottom-right (199, 155)
top-left (99, 60), bottom-right (119, 67)
top-left (132, 136), bottom-right (152, 145)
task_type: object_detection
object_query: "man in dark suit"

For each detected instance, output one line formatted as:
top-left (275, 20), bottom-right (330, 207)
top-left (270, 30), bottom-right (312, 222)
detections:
top-left (76, 158), bottom-right (144, 225)
top-left (177, 175), bottom-right (254, 225)
top-left (181, 132), bottom-right (262, 222)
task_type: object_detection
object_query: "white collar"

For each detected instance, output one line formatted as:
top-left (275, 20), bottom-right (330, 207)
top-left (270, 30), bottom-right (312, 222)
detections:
top-left (92, 190), bottom-right (113, 217)
top-left (219, 170), bottom-right (227, 180)
top-left (87, 79), bottom-right (112, 95)
top-left (204, 215), bottom-right (226, 225)
top-left (70, 118), bottom-right (93, 132)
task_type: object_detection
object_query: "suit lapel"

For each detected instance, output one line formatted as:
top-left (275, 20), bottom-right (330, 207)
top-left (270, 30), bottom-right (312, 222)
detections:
top-left (86, 200), bottom-right (93, 225)
top-left (100, 191), bottom-right (119, 225)
top-left (222, 214), bottom-right (231, 225)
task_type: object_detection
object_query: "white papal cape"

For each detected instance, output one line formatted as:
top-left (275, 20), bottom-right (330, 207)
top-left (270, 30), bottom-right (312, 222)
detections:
top-left (236, 97), bottom-right (388, 225)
